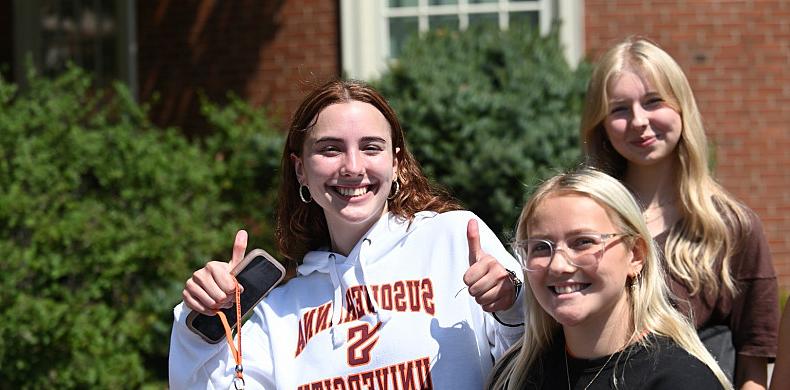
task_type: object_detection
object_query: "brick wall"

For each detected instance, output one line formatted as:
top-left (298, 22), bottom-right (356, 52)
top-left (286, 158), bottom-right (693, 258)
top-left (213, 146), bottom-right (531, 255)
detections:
top-left (136, 0), bottom-right (340, 134)
top-left (584, 0), bottom-right (790, 292)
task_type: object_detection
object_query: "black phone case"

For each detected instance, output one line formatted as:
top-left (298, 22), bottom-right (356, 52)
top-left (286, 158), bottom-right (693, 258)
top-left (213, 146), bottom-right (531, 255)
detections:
top-left (186, 249), bottom-right (285, 344)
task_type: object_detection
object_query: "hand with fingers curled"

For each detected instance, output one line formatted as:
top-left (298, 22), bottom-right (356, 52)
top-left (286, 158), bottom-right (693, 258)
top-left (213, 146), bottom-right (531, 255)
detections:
top-left (182, 230), bottom-right (248, 316)
top-left (463, 219), bottom-right (520, 313)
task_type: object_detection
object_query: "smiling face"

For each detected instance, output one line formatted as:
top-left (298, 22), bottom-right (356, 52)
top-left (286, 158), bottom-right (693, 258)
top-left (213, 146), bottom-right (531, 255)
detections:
top-left (602, 70), bottom-right (682, 170)
top-left (525, 193), bottom-right (643, 329)
top-left (292, 101), bottom-right (398, 251)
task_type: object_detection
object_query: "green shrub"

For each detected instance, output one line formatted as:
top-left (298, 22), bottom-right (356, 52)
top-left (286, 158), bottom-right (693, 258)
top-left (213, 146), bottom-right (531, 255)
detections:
top-left (0, 67), bottom-right (282, 388)
top-left (200, 93), bottom-right (284, 254)
top-left (375, 25), bottom-right (591, 238)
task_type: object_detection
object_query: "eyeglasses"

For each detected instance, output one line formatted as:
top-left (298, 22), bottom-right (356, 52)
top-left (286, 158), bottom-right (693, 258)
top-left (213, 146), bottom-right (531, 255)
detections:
top-left (511, 233), bottom-right (628, 272)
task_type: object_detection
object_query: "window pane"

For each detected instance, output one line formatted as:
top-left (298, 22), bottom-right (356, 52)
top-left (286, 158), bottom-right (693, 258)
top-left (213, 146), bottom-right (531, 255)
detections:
top-left (82, 39), bottom-right (98, 72)
top-left (38, 0), bottom-right (119, 84)
top-left (58, 0), bottom-right (77, 20)
top-left (429, 0), bottom-right (458, 5)
top-left (510, 11), bottom-right (539, 28)
top-left (389, 0), bottom-right (418, 7)
top-left (100, 36), bottom-right (118, 77)
top-left (40, 0), bottom-right (72, 75)
top-left (92, 1), bottom-right (118, 78)
top-left (469, 0), bottom-right (497, 3)
top-left (389, 16), bottom-right (419, 57)
top-left (469, 13), bottom-right (499, 29)
top-left (429, 14), bottom-right (459, 31)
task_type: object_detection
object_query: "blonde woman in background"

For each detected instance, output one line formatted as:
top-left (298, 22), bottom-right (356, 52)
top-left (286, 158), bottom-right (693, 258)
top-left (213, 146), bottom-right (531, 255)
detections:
top-left (487, 168), bottom-right (730, 389)
top-left (580, 37), bottom-right (777, 389)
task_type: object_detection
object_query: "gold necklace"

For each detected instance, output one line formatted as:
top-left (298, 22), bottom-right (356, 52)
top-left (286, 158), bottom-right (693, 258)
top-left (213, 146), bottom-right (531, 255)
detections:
top-left (564, 348), bottom-right (617, 390)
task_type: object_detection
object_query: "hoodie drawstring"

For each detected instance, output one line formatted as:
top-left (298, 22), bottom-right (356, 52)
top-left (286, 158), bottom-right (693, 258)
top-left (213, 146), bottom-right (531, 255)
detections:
top-left (326, 254), bottom-right (345, 348)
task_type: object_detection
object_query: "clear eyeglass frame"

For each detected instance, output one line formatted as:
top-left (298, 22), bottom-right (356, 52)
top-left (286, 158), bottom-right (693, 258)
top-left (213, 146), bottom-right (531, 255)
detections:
top-left (510, 233), bottom-right (628, 272)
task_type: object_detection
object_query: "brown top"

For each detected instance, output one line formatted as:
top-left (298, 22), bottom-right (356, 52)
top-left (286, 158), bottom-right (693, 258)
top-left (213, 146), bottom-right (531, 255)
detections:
top-left (655, 208), bottom-right (778, 359)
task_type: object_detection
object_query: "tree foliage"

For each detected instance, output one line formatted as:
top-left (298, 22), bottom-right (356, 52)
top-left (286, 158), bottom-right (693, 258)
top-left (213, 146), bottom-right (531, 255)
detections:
top-left (375, 25), bottom-right (591, 238)
top-left (0, 67), bottom-right (282, 388)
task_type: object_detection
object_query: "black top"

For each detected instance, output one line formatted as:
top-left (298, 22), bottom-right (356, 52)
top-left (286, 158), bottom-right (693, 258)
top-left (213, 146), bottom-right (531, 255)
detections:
top-left (520, 334), bottom-right (724, 389)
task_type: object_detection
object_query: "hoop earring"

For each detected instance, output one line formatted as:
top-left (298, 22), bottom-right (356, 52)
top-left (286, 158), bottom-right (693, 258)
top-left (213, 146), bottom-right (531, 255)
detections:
top-left (299, 185), bottom-right (312, 203)
top-left (387, 180), bottom-right (400, 200)
top-left (629, 272), bottom-right (642, 293)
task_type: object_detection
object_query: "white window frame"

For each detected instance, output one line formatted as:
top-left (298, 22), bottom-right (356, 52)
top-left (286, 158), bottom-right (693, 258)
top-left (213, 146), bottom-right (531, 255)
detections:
top-left (340, 0), bottom-right (584, 81)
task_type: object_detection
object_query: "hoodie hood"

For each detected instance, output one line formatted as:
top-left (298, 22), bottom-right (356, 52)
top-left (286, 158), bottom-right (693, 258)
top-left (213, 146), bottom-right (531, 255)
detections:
top-left (296, 211), bottom-right (437, 347)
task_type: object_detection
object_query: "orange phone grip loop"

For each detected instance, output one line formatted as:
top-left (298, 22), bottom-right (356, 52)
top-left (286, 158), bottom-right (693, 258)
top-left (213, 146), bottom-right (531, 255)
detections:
top-left (216, 278), bottom-right (243, 382)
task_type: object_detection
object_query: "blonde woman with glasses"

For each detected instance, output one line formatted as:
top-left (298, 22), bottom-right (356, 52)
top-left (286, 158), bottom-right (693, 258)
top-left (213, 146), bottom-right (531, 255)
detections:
top-left (580, 37), bottom-right (777, 389)
top-left (487, 168), bottom-right (731, 389)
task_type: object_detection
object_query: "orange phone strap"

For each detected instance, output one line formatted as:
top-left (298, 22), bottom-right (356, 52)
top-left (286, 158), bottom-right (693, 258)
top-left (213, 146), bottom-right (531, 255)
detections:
top-left (216, 279), bottom-right (244, 390)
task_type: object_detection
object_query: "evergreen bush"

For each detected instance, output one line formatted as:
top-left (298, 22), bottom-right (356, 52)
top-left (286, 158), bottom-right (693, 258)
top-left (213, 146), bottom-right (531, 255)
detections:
top-left (375, 25), bottom-right (591, 238)
top-left (0, 67), bottom-right (282, 388)
top-left (200, 93), bottom-right (284, 253)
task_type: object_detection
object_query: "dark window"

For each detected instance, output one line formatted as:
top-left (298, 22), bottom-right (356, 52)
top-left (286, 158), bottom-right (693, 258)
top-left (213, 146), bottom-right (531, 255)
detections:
top-left (13, 0), bottom-right (136, 95)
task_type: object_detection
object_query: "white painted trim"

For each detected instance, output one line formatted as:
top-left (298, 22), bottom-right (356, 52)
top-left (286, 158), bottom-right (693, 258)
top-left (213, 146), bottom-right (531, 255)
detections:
top-left (539, 0), bottom-right (551, 34)
top-left (558, 0), bottom-right (585, 67)
top-left (340, 0), bottom-right (387, 80)
top-left (341, 0), bottom-right (584, 80)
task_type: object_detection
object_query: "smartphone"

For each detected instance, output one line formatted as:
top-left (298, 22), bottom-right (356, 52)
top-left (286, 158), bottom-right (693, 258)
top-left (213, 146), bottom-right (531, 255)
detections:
top-left (186, 248), bottom-right (286, 344)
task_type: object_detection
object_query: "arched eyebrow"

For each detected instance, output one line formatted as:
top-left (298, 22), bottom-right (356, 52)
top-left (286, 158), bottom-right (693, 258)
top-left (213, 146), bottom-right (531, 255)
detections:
top-left (528, 228), bottom-right (605, 240)
top-left (313, 136), bottom-right (343, 144)
top-left (359, 136), bottom-right (387, 144)
top-left (607, 98), bottom-right (627, 106)
top-left (312, 136), bottom-right (388, 145)
top-left (607, 92), bottom-right (664, 109)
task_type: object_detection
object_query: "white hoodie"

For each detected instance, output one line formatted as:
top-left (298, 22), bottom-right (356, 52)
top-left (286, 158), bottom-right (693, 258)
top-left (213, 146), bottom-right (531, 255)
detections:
top-left (169, 210), bottom-right (524, 389)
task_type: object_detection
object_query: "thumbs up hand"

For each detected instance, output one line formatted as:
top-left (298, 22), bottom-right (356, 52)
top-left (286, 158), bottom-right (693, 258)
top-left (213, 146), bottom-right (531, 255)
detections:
top-left (182, 230), bottom-right (248, 315)
top-left (462, 219), bottom-right (518, 313)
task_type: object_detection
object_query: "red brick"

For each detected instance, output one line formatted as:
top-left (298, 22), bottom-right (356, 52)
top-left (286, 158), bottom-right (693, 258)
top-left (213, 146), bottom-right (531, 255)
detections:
top-left (137, 0), bottom-right (339, 132)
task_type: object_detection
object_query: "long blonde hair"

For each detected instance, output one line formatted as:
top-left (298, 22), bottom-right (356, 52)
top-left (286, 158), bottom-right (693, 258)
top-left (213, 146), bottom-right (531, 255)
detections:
top-left (580, 37), bottom-right (751, 298)
top-left (488, 168), bottom-right (731, 389)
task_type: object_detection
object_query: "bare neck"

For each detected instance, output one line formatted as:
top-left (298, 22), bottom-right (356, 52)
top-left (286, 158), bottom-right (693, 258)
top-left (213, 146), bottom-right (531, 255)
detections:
top-left (623, 161), bottom-right (679, 209)
top-left (325, 210), bottom-right (388, 257)
top-left (562, 297), bottom-right (634, 359)
top-left (328, 225), bottom-right (368, 257)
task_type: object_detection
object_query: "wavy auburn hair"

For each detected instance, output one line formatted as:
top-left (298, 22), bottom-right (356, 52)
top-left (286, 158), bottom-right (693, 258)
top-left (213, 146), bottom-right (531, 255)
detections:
top-left (276, 79), bottom-right (460, 263)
